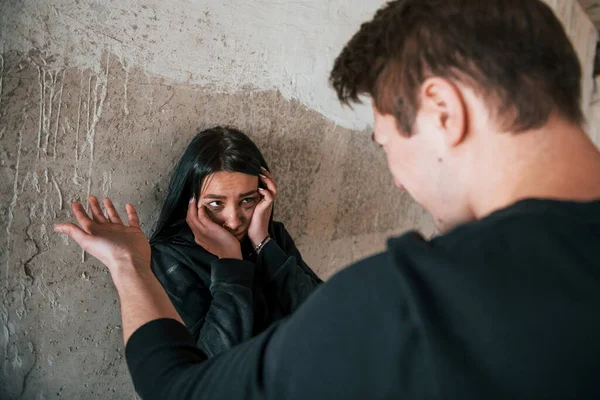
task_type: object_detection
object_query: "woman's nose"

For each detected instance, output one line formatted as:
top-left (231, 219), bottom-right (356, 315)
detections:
top-left (224, 209), bottom-right (242, 231)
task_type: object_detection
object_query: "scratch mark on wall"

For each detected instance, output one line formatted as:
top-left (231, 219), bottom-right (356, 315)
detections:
top-left (101, 170), bottom-right (112, 198)
top-left (42, 169), bottom-right (49, 219)
top-left (73, 71), bottom-right (84, 185)
top-left (82, 54), bottom-right (110, 262)
top-left (52, 69), bottom-right (66, 159)
top-left (123, 66), bottom-right (130, 116)
top-left (36, 66), bottom-right (44, 159)
top-left (16, 341), bottom-right (37, 400)
top-left (23, 206), bottom-right (41, 281)
top-left (5, 122), bottom-right (24, 280)
top-left (1, 312), bottom-right (9, 380)
top-left (86, 75), bottom-right (92, 148)
top-left (52, 175), bottom-right (63, 211)
top-left (21, 171), bottom-right (41, 194)
top-left (43, 71), bottom-right (57, 155)
top-left (158, 91), bottom-right (175, 112)
top-left (0, 54), bottom-right (4, 111)
top-left (81, 72), bottom-right (94, 263)
top-left (85, 60), bottom-right (109, 198)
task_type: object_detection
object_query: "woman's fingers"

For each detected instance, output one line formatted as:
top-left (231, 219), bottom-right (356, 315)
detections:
top-left (88, 196), bottom-right (109, 224)
top-left (259, 172), bottom-right (278, 199)
top-left (126, 204), bottom-right (140, 228)
top-left (258, 187), bottom-right (274, 208)
top-left (103, 198), bottom-right (124, 225)
top-left (187, 198), bottom-right (214, 234)
top-left (260, 167), bottom-right (274, 180)
top-left (196, 204), bottom-right (211, 227)
top-left (186, 197), bottom-right (200, 228)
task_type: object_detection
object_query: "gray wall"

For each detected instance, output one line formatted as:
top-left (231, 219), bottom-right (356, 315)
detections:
top-left (0, 1), bottom-right (597, 398)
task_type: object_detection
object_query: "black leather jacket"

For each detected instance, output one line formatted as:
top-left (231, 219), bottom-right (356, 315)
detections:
top-left (150, 221), bottom-right (322, 357)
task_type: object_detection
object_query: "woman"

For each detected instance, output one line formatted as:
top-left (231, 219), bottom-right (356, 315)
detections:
top-left (150, 126), bottom-right (322, 357)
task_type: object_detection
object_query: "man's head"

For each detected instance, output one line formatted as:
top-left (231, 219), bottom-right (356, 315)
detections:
top-left (330, 0), bottom-right (585, 230)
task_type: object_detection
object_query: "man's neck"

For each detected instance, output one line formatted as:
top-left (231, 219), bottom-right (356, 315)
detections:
top-left (468, 115), bottom-right (600, 220)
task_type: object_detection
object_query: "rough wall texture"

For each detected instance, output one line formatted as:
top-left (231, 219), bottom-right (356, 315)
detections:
top-left (589, 77), bottom-right (600, 144)
top-left (546, 0), bottom-right (599, 127)
top-left (0, 0), bottom-right (597, 399)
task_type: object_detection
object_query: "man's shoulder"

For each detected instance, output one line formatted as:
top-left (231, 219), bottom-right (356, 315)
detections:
top-left (325, 249), bottom-right (409, 302)
top-left (382, 199), bottom-right (599, 282)
top-left (429, 201), bottom-right (574, 258)
top-left (375, 213), bottom-right (540, 281)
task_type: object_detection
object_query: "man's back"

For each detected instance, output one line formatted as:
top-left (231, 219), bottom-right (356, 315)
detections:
top-left (126, 198), bottom-right (600, 399)
top-left (396, 198), bottom-right (600, 398)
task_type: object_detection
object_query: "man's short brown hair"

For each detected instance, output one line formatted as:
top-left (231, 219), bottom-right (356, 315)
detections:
top-left (330, 0), bottom-right (584, 135)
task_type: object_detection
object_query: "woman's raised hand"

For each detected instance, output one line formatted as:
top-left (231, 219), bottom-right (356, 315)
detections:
top-left (186, 198), bottom-right (243, 260)
top-left (247, 168), bottom-right (278, 248)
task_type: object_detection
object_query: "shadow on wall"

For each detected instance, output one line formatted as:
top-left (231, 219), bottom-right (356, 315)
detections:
top-left (0, 51), bottom-right (434, 399)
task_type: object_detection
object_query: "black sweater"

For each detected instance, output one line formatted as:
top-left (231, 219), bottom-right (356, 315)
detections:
top-left (150, 220), bottom-right (322, 357)
top-left (128, 199), bottom-right (600, 399)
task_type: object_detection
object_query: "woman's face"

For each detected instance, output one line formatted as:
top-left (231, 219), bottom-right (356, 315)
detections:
top-left (199, 171), bottom-right (260, 241)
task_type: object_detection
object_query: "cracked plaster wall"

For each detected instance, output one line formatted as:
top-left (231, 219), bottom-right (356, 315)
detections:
top-left (0, 0), bottom-right (597, 398)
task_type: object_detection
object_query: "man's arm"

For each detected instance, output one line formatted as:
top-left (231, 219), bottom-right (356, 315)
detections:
top-left (123, 250), bottom-right (418, 400)
top-left (54, 197), bottom-right (184, 344)
top-left (111, 261), bottom-right (184, 344)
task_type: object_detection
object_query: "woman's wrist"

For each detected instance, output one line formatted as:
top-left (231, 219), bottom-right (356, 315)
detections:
top-left (253, 235), bottom-right (271, 255)
top-left (218, 244), bottom-right (243, 260)
top-left (249, 231), bottom-right (269, 248)
top-left (219, 252), bottom-right (243, 260)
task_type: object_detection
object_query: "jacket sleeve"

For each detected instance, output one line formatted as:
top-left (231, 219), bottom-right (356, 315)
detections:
top-left (151, 244), bottom-right (256, 357)
top-left (125, 252), bottom-right (410, 400)
top-left (257, 223), bottom-right (323, 315)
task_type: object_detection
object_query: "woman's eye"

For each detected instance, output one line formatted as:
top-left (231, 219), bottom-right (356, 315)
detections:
top-left (241, 197), bottom-right (257, 205)
top-left (207, 201), bottom-right (221, 208)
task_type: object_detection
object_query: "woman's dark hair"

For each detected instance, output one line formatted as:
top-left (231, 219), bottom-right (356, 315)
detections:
top-left (150, 126), bottom-right (270, 243)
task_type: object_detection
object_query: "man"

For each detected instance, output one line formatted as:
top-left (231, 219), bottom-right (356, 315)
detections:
top-left (55, 0), bottom-right (600, 398)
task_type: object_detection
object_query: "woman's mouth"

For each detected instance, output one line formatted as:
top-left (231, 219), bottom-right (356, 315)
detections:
top-left (232, 231), bottom-right (246, 239)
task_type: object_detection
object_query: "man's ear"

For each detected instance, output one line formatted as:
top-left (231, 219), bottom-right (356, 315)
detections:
top-left (420, 77), bottom-right (468, 147)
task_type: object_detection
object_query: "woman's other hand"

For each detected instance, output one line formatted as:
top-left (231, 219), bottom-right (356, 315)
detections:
top-left (186, 198), bottom-right (243, 260)
top-left (248, 168), bottom-right (278, 248)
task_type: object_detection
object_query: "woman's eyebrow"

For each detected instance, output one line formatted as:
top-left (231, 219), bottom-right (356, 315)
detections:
top-left (239, 190), bottom-right (258, 198)
top-left (203, 194), bottom-right (226, 200)
top-left (203, 190), bottom-right (258, 200)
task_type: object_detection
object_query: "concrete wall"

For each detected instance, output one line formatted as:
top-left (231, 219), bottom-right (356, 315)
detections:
top-left (588, 77), bottom-right (600, 145)
top-left (0, 1), bottom-right (596, 398)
